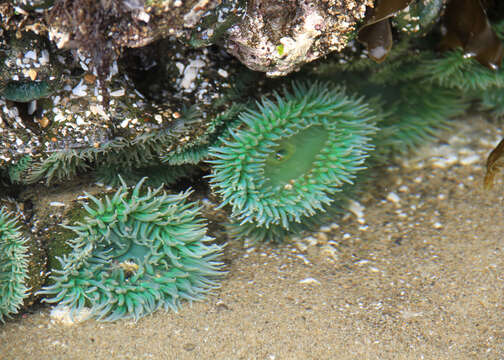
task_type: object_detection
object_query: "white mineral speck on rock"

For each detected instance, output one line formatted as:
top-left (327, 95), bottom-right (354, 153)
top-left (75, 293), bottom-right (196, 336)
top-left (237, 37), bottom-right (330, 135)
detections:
top-left (72, 80), bottom-right (87, 97)
top-left (75, 115), bottom-right (86, 126)
top-left (217, 69), bottom-right (228, 78)
top-left (40, 50), bottom-right (50, 65)
top-left (110, 88), bottom-right (125, 97)
top-left (175, 62), bottom-right (185, 74)
top-left (299, 277), bottom-right (321, 285)
top-left (49, 201), bottom-right (65, 207)
top-left (432, 222), bottom-right (443, 229)
top-left (24, 50), bottom-right (37, 60)
top-left (180, 59), bottom-right (206, 89)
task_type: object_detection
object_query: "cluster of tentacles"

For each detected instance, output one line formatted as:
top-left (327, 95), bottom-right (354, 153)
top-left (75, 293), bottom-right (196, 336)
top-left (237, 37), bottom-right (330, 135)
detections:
top-left (37, 179), bottom-right (224, 321)
top-left (0, 207), bottom-right (29, 322)
top-left (208, 81), bottom-right (376, 239)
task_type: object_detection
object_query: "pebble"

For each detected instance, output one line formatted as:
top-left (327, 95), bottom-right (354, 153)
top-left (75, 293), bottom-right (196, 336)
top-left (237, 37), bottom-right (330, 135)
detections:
top-left (304, 236), bottom-right (318, 246)
top-left (321, 244), bottom-right (339, 261)
top-left (398, 185), bottom-right (409, 193)
top-left (296, 254), bottom-right (311, 265)
top-left (431, 154), bottom-right (458, 168)
top-left (459, 154), bottom-right (480, 166)
top-left (386, 192), bottom-right (401, 205)
top-left (330, 223), bottom-right (340, 230)
top-left (315, 232), bottom-right (328, 242)
top-left (319, 225), bottom-right (332, 233)
top-left (299, 277), bottom-right (321, 285)
top-left (348, 199), bottom-right (365, 219)
top-left (294, 240), bottom-right (308, 252)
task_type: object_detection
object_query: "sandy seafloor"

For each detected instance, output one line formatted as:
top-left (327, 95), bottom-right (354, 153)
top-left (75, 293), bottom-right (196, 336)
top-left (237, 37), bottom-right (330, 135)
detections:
top-left (1, 115), bottom-right (503, 360)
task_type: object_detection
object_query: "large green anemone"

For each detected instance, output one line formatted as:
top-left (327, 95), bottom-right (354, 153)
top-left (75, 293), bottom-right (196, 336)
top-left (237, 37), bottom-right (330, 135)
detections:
top-left (38, 178), bottom-right (224, 321)
top-left (208, 81), bottom-right (376, 229)
top-left (0, 207), bottom-right (29, 322)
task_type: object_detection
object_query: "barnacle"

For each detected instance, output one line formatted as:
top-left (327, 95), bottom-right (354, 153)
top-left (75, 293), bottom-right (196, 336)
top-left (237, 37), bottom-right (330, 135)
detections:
top-left (208, 81), bottom-right (376, 230)
top-left (38, 178), bottom-right (224, 321)
top-left (0, 207), bottom-right (29, 322)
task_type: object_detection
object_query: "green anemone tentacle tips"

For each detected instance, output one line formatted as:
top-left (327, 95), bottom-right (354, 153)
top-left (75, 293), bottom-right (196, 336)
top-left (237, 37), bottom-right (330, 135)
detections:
top-left (38, 178), bottom-right (225, 322)
top-left (208, 81), bottom-right (377, 230)
top-left (0, 207), bottom-right (29, 322)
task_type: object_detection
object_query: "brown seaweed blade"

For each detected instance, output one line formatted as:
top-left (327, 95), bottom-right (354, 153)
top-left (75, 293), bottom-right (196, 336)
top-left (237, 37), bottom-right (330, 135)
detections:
top-left (357, 0), bottom-right (413, 62)
top-left (484, 137), bottom-right (504, 190)
top-left (442, 0), bottom-right (504, 70)
top-left (358, 19), bottom-right (393, 63)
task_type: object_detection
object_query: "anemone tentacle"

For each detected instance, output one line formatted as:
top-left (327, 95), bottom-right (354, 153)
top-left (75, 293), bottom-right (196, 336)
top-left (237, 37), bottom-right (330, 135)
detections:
top-left (208, 81), bottom-right (376, 230)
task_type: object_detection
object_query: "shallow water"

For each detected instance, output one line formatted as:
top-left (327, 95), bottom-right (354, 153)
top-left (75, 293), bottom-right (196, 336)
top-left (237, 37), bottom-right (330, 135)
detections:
top-left (1, 116), bottom-right (503, 359)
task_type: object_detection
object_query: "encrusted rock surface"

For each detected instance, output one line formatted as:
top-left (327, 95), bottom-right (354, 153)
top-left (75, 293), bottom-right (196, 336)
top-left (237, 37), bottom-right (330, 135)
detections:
top-left (225, 0), bottom-right (373, 76)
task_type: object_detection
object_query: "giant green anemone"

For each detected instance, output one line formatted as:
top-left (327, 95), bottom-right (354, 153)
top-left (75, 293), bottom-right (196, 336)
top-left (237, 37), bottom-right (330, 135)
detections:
top-left (38, 178), bottom-right (224, 321)
top-left (208, 81), bottom-right (376, 230)
top-left (0, 207), bottom-right (29, 322)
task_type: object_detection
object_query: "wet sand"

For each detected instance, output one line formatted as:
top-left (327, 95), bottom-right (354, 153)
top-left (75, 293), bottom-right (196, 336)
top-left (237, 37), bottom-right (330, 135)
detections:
top-left (1, 116), bottom-right (503, 359)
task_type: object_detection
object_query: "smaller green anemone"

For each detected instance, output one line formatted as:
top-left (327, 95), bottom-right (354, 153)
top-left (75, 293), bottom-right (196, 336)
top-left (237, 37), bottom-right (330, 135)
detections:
top-left (0, 207), bottom-right (29, 322)
top-left (38, 178), bottom-right (224, 321)
top-left (208, 81), bottom-right (376, 229)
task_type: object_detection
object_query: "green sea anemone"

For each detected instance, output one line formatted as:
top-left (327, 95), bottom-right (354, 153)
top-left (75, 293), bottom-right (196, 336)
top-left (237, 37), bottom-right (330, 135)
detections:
top-left (0, 207), bottom-right (29, 322)
top-left (208, 81), bottom-right (376, 230)
top-left (38, 178), bottom-right (225, 321)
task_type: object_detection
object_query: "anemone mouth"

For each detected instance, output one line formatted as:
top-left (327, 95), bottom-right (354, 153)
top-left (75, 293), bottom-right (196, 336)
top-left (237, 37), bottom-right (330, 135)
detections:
top-left (38, 179), bottom-right (224, 321)
top-left (208, 81), bottom-right (376, 229)
top-left (263, 125), bottom-right (330, 188)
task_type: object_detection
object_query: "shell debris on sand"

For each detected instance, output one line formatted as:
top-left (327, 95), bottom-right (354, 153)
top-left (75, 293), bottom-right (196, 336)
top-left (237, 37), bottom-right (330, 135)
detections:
top-left (299, 277), bottom-right (321, 285)
top-left (50, 306), bottom-right (92, 326)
